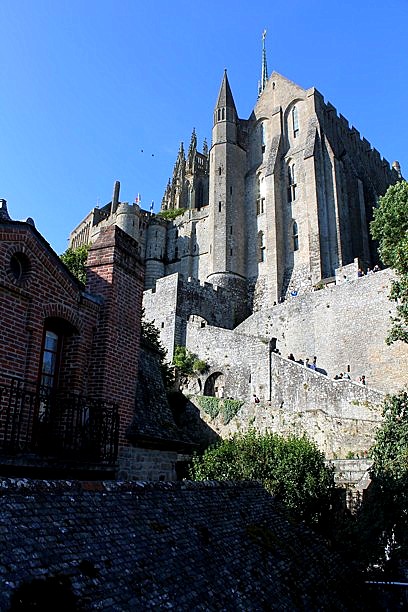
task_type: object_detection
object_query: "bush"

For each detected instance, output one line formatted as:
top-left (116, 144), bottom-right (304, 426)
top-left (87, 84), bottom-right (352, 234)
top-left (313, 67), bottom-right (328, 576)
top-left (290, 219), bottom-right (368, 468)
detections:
top-left (173, 346), bottom-right (207, 376)
top-left (190, 429), bottom-right (335, 527)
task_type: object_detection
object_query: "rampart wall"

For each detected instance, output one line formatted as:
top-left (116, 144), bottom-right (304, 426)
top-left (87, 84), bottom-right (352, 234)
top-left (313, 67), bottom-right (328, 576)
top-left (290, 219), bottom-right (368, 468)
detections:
top-left (187, 353), bottom-right (383, 459)
top-left (236, 268), bottom-right (407, 394)
top-left (143, 273), bottom-right (242, 359)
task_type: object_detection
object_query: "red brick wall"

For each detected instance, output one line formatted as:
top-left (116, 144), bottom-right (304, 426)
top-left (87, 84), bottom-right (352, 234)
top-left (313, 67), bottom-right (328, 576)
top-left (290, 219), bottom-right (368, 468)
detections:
top-left (86, 226), bottom-right (144, 446)
top-left (0, 223), bottom-right (98, 393)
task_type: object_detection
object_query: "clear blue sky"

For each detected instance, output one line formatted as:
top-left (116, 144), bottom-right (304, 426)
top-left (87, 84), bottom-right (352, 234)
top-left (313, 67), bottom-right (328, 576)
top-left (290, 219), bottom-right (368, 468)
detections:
top-left (1, 0), bottom-right (407, 254)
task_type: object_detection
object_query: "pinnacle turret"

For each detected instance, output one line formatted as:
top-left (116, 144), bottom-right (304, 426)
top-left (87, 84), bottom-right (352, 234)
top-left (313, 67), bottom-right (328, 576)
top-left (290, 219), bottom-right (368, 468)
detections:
top-left (215, 70), bottom-right (237, 113)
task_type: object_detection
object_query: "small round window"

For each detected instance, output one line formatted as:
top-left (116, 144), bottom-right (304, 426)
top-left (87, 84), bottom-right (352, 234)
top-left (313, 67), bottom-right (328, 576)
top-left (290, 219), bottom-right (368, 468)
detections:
top-left (10, 252), bottom-right (31, 283)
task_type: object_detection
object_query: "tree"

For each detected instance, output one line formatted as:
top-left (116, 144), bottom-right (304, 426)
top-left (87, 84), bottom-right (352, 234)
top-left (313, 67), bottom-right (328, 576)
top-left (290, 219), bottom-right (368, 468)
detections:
top-left (353, 391), bottom-right (408, 573)
top-left (60, 244), bottom-right (90, 285)
top-left (190, 429), bottom-right (335, 528)
top-left (172, 345), bottom-right (207, 376)
top-left (370, 181), bottom-right (408, 344)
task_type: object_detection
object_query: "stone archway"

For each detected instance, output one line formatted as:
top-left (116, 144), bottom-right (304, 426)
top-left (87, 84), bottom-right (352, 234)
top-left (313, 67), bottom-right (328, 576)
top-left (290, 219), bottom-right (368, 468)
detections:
top-left (203, 372), bottom-right (225, 398)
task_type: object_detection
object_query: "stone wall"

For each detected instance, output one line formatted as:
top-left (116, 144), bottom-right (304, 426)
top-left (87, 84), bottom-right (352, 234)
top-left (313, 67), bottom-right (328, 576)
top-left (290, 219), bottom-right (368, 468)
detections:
top-left (184, 351), bottom-right (384, 459)
top-left (185, 318), bottom-right (271, 401)
top-left (143, 272), bottom-right (247, 359)
top-left (117, 446), bottom-right (179, 481)
top-left (236, 268), bottom-right (408, 394)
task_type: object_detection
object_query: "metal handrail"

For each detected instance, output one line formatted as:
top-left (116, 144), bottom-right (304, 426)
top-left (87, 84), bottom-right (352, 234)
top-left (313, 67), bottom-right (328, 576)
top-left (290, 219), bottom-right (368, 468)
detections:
top-left (0, 378), bottom-right (119, 464)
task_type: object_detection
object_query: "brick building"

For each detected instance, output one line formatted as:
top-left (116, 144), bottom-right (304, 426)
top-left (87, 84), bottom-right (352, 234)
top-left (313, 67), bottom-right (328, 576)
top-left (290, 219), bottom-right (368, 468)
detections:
top-left (0, 199), bottom-right (191, 479)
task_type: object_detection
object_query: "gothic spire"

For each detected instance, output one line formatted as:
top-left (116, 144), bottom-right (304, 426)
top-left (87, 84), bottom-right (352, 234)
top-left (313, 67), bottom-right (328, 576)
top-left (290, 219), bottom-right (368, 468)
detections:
top-left (215, 69), bottom-right (237, 113)
top-left (258, 29), bottom-right (269, 97)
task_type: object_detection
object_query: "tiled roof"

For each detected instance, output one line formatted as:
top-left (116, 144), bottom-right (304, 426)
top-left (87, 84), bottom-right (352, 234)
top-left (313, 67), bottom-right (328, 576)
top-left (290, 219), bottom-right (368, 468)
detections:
top-left (0, 479), bottom-right (363, 610)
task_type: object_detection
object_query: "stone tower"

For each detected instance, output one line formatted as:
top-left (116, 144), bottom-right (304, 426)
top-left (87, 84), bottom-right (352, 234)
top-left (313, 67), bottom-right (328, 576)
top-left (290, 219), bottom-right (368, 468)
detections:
top-left (206, 71), bottom-right (248, 317)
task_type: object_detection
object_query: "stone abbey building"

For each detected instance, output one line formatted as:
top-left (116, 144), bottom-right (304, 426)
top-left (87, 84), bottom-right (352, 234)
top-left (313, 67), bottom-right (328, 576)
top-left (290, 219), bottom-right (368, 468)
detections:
top-left (69, 41), bottom-right (407, 458)
top-left (71, 52), bottom-right (401, 313)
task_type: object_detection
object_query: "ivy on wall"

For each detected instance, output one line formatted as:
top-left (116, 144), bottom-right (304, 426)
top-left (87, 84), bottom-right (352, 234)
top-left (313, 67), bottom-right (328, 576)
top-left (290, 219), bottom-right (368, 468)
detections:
top-left (196, 396), bottom-right (243, 425)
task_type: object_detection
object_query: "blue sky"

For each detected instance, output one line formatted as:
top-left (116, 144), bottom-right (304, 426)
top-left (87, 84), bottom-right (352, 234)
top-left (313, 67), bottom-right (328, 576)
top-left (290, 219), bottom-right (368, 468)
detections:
top-left (1, 0), bottom-right (407, 254)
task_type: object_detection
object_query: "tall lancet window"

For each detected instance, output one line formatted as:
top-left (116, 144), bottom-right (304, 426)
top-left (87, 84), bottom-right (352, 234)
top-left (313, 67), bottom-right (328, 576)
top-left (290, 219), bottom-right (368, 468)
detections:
top-left (292, 106), bottom-right (299, 138)
top-left (257, 230), bottom-right (265, 262)
top-left (261, 123), bottom-right (266, 153)
top-left (287, 164), bottom-right (296, 203)
top-left (292, 221), bottom-right (299, 251)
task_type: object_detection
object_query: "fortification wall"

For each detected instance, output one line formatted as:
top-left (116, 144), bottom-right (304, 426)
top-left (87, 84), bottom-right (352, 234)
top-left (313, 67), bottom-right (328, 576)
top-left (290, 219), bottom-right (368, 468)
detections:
top-left (236, 268), bottom-right (407, 394)
top-left (143, 273), bottom-right (245, 359)
top-left (186, 320), bottom-right (270, 400)
top-left (187, 353), bottom-right (383, 459)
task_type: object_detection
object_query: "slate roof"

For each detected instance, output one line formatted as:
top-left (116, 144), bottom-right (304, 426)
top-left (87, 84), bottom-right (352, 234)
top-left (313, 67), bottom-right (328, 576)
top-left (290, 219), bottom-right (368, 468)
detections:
top-left (128, 343), bottom-right (195, 451)
top-left (0, 478), bottom-right (364, 610)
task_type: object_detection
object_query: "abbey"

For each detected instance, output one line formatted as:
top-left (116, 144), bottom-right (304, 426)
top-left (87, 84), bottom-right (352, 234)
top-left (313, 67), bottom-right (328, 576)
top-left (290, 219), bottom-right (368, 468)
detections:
top-left (71, 58), bottom-right (400, 316)
top-left (69, 45), bottom-right (406, 425)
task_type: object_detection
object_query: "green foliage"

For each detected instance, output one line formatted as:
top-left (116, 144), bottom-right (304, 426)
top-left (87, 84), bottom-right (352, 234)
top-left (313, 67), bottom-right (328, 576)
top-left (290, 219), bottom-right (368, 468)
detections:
top-left (157, 208), bottom-right (185, 220)
top-left (371, 181), bottom-right (408, 344)
top-left (222, 399), bottom-right (244, 424)
top-left (196, 396), bottom-right (220, 419)
top-left (190, 429), bottom-right (335, 527)
top-left (366, 392), bottom-right (408, 569)
top-left (60, 244), bottom-right (90, 284)
top-left (196, 396), bottom-right (244, 424)
top-left (172, 346), bottom-right (207, 376)
top-left (339, 392), bottom-right (408, 574)
top-left (141, 309), bottom-right (174, 390)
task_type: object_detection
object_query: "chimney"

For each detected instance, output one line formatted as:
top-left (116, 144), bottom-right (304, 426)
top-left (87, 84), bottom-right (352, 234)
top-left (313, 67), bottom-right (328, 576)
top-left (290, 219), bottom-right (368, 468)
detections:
top-left (0, 199), bottom-right (10, 221)
top-left (112, 180), bottom-right (120, 214)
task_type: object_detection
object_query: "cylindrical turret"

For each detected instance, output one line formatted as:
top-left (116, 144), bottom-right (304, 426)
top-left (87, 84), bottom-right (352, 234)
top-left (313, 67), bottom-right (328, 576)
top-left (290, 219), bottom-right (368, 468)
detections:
top-left (144, 218), bottom-right (167, 289)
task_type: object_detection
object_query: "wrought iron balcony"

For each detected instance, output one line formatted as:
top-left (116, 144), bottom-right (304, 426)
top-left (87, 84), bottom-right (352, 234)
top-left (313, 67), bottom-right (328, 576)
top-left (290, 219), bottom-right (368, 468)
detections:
top-left (0, 377), bottom-right (119, 465)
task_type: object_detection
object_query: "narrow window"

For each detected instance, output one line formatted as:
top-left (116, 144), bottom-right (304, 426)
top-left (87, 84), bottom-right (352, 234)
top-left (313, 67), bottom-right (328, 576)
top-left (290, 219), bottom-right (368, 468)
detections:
top-left (230, 248), bottom-right (233, 256)
top-left (219, 201), bottom-right (222, 212)
top-left (287, 164), bottom-right (297, 203)
top-left (292, 221), bottom-right (299, 251)
top-left (292, 106), bottom-right (299, 138)
top-left (230, 186), bottom-right (232, 195)
top-left (230, 226), bottom-right (233, 235)
top-left (221, 108), bottom-right (225, 120)
top-left (256, 174), bottom-right (263, 215)
top-left (40, 330), bottom-right (61, 391)
top-left (218, 167), bottom-right (222, 176)
top-left (217, 109), bottom-right (221, 121)
top-left (261, 123), bottom-right (266, 153)
top-left (258, 230), bottom-right (265, 263)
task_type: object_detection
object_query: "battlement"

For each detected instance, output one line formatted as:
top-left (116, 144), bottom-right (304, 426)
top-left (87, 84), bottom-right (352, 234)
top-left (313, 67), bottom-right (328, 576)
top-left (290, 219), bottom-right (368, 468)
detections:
top-left (145, 272), bottom-right (225, 299)
top-left (319, 96), bottom-right (399, 176)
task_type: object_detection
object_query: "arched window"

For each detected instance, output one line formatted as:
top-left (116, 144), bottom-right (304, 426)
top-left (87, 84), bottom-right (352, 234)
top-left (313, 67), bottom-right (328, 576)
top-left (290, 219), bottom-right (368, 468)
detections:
top-left (260, 123), bottom-right (265, 153)
top-left (39, 317), bottom-right (78, 393)
top-left (292, 106), bottom-right (299, 138)
top-left (292, 221), bottom-right (299, 251)
top-left (40, 330), bottom-right (61, 391)
top-left (256, 174), bottom-right (265, 215)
